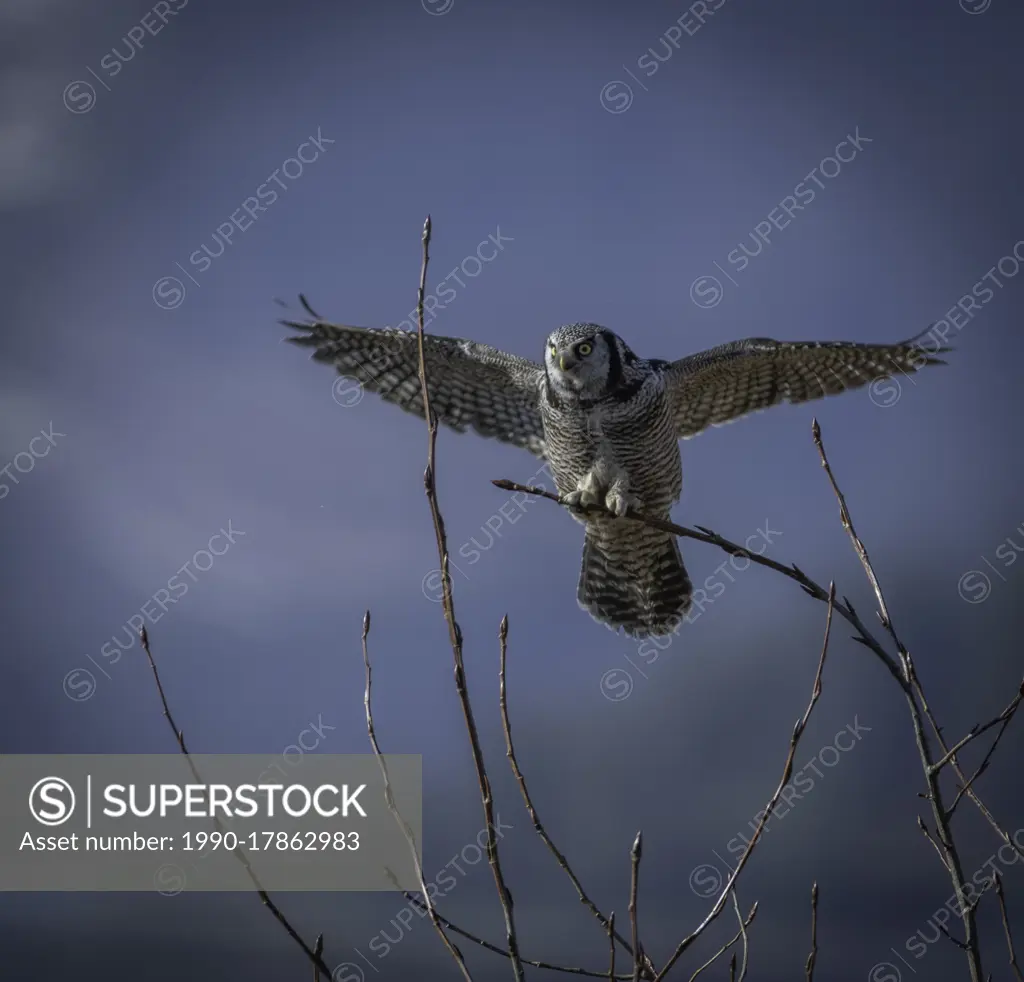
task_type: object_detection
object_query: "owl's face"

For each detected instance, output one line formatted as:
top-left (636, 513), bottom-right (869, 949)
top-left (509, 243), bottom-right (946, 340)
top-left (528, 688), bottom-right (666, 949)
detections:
top-left (544, 325), bottom-right (617, 400)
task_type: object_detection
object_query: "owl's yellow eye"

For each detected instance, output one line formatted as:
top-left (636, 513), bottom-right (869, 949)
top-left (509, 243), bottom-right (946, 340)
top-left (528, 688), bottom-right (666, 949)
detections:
top-left (577, 342), bottom-right (593, 356)
top-left (549, 344), bottom-right (558, 356)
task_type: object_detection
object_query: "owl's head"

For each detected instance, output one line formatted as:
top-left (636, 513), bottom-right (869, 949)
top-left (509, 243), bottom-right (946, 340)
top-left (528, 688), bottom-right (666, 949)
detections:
top-left (544, 324), bottom-right (637, 402)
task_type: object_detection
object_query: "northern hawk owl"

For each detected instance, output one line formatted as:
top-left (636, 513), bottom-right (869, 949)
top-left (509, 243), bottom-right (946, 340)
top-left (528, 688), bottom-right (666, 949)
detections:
top-left (285, 303), bottom-right (946, 638)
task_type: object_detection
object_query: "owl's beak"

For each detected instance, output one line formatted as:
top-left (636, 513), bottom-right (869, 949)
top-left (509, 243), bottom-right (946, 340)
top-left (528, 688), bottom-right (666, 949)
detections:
top-left (559, 352), bottom-right (577, 371)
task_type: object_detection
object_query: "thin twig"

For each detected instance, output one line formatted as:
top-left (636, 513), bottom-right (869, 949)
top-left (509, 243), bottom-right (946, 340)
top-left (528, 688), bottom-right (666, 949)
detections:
top-left (402, 893), bottom-right (636, 979)
top-left (928, 686), bottom-right (1023, 775)
top-left (629, 832), bottom-right (643, 982)
top-left (894, 612), bottom-right (1024, 868)
top-left (608, 912), bottom-right (616, 982)
top-left (805, 883), bottom-right (818, 982)
top-left (685, 904), bottom-right (757, 982)
top-left (995, 872), bottom-right (1024, 981)
top-left (138, 627), bottom-right (334, 980)
top-left (653, 584), bottom-right (835, 982)
top-left (935, 920), bottom-right (969, 951)
top-left (911, 669), bottom-right (1023, 861)
top-left (948, 694), bottom-right (1022, 815)
top-left (945, 761), bottom-right (1024, 863)
top-left (413, 216), bottom-right (524, 982)
top-left (810, 420), bottom-right (899, 654)
top-left (730, 891), bottom-right (749, 982)
top-left (361, 611), bottom-right (473, 981)
top-left (313, 934), bottom-right (323, 982)
top-left (917, 817), bottom-right (951, 873)
top-left (499, 617), bottom-right (652, 975)
top-left (812, 419), bottom-right (985, 982)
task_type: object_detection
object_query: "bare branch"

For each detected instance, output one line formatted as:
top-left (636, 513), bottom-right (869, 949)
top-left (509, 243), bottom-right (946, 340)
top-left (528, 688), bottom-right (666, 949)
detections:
top-left (730, 891), bottom-right (749, 982)
top-left (805, 883), bottom-right (818, 982)
top-left (917, 816), bottom-right (951, 873)
top-left (313, 934), bottom-right (323, 982)
top-left (653, 585), bottom-right (835, 982)
top-left (402, 893), bottom-right (636, 979)
top-left (935, 919), bottom-right (969, 952)
top-left (995, 872), bottom-right (1024, 982)
top-left (948, 690), bottom-right (1023, 815)
top-left (684, 904), bottom-right (757, 982)
top-left (361, 611), bottom-right (473, 981)
top-left (499, 615), bottom-right (651, 974)
top-left (911, 673), bottom-right (1023, 861)
top-left (901, 650), bottom-right (1024, 868)
top-left (812, 419), bottom-right (985, 982)
top-left (630, 832), bottom-right (643, 982)
top-left (414, 217), bottom-right (525, 982)
top-left (928, 684), bottom-right (1023, 775)
top-left (138, 627), bottom-right (334, 980)
top-left (811, 420), bottom-right (901, 656)
top-left (608, 912), bottom-right (616, 982)
top-left (947, 769), bottom-right (1024, 864)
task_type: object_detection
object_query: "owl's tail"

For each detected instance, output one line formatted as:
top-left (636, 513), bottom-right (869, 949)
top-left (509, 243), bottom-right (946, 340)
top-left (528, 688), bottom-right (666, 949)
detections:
top-left (577, 520), bottom-right (692, 638)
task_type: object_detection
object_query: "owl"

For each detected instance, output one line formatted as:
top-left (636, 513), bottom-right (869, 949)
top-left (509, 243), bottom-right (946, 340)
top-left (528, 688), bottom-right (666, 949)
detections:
top-left (284, 300), bottom-right (947, 637)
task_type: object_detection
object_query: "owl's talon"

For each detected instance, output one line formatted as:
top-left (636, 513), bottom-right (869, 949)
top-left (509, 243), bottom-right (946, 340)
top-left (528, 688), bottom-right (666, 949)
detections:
top-left (605, 489), bottom-right (640, 518)
top-left (561, 486), bottom-right (605, 511)
top-left (560, 490), bottom-right (585, 510)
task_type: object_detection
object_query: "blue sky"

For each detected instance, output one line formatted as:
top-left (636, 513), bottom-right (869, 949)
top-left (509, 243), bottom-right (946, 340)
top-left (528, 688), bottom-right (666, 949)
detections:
top-left (1, 1), bottom-right (1023, 979)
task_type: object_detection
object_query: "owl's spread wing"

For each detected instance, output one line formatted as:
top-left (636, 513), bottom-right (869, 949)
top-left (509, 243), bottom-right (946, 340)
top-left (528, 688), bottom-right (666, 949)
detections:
top-left (283, 298), bottom-right (547, 456)
top-left (664, 327), bottom-right (949, 439)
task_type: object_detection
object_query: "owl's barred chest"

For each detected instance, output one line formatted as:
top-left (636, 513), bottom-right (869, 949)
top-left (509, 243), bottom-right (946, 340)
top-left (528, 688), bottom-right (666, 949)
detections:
top-left (540, 390), bottom-right (681, 507)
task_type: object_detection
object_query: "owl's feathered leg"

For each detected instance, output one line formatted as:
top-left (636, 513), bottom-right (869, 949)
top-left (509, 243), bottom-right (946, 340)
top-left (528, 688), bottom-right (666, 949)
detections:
top-left (577, 519), bottom-right (692, 638)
